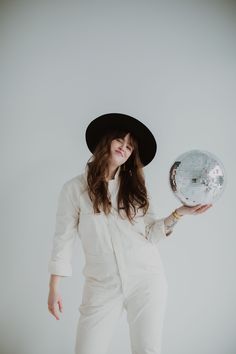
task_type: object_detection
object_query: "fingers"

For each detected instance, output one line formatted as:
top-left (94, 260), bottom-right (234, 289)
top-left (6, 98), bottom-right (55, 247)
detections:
top-left (58, 299), bottom-right (63, 313)
top-left (193, 204), bottom-right (212, 214)
top-left (48, 302), bottom-right (61, 320)
top-left (191, 204), bottom-right (202, 211)
top-left (49, 306), bottom-right (60, 320)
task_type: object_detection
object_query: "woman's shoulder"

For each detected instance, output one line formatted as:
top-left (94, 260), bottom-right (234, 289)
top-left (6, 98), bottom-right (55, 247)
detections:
top-left (61, 171), bottom-right (87, 194)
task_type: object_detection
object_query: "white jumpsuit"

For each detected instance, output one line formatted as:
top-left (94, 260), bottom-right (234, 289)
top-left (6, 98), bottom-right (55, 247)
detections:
top-left (48, 166), bottom-right (169, 354)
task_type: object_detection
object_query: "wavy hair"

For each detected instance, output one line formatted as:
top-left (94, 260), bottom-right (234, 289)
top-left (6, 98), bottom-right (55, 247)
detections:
top-left (85, 129), bottom-right (150, 223)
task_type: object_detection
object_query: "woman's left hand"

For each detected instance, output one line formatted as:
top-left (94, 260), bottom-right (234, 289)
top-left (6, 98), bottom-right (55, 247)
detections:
top-left (176, 203), bottom-right (213, 216)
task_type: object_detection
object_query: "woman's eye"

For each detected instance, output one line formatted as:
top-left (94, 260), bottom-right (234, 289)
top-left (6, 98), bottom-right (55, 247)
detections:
top-left (116, 138), bottom-right (132, 150)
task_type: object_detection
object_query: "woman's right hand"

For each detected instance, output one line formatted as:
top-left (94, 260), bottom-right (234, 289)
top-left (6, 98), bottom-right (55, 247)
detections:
top-left (48, 287), bottom-right (63, 320)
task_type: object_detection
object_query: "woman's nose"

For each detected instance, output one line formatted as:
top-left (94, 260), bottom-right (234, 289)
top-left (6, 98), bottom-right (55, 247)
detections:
top-left (119, 146), bottom-right (125, 153)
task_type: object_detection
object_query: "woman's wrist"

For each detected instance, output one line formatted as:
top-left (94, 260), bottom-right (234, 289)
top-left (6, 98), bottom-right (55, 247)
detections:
top-left (49, 274), bottom-right (61, 289)
top-left (172, 208), bottom-right (184, 219)
top-left (163, 208), bottom-right (185, 237)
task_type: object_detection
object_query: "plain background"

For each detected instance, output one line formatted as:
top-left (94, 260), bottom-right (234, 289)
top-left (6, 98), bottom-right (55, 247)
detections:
top-left (1, 1), bottom-right (235, 353)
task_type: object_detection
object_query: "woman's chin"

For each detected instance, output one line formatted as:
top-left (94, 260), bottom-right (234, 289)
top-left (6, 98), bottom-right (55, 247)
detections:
top-left (111, 156), bottom-right (124, 165)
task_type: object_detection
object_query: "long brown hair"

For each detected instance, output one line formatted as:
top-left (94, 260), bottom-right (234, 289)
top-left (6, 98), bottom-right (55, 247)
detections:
top-left (86, 129), bottom-right (150, 223)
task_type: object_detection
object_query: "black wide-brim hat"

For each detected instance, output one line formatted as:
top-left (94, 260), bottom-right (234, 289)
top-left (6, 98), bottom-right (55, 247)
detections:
top-left (85, 113), bottom-right (157, 167)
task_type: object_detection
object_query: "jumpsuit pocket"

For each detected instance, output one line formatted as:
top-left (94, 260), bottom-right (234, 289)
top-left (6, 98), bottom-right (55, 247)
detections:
top-left (133, 231), bottom-right (150, 243)
top-left (78, 211), bottom-right (114, 255)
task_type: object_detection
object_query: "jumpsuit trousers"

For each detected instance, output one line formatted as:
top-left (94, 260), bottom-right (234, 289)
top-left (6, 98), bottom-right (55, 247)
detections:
top-left (48, 168), bottom-right (169, 354)
top-left (75, 254), bottom-right (168, 354)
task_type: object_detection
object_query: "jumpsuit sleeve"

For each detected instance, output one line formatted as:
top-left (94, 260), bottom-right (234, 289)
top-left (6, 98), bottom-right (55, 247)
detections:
top-left (143, 195), bottom-right (167, 244)
top-left (48, 181), bottom-right (80, 277)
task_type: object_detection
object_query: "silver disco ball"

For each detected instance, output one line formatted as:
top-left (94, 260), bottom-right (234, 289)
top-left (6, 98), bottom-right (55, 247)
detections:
top-left (169, 149), bottom-right (226, 206)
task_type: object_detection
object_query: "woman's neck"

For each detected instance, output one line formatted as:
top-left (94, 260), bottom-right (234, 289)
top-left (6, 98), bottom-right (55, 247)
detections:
top-left (105, 166), bottom-right (120, 181)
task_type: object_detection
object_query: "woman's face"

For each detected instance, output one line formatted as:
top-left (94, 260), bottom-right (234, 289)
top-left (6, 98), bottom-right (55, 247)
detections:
top-left (109, 133), bottom-right (134, 165)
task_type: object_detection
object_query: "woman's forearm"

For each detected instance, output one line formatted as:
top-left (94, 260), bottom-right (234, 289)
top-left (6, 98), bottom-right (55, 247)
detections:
top-left (164, 209), bottom-right (183, 236)
top-left (49, 274), bottom-right (62, 289)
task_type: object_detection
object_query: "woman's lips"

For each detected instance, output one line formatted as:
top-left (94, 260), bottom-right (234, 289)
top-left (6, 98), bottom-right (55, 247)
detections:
top-left (115, 150), bottom-right (123, 157)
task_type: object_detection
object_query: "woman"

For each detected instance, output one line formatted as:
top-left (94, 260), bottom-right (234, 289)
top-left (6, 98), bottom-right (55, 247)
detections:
top-left (48, 113), bottom-right (212, 354)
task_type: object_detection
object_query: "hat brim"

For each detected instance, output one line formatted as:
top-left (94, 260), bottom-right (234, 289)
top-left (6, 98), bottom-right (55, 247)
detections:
top-left (85, 113), bottom-right (157, 167)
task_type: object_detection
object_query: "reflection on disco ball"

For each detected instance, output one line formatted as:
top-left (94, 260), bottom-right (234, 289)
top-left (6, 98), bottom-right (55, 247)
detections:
top-left (169, 150), bottom-right (226, 206)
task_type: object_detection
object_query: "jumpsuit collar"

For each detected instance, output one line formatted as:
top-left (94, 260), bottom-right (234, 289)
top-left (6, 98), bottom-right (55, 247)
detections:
top-left (108, 166), bottom-right (121, 183)
top-left (83, 165), bottom-right (121, 184)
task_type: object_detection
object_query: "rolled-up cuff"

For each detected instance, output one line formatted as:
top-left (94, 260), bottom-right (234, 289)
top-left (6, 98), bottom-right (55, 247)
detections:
top-left (146, 217), bottom-right (167, 244)
top-left (48, 261), bottom-right (72, 277)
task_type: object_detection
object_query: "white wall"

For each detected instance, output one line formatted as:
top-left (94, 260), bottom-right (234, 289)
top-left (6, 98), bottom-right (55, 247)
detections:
top-left (1, 1), bottom-right (235, 353)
